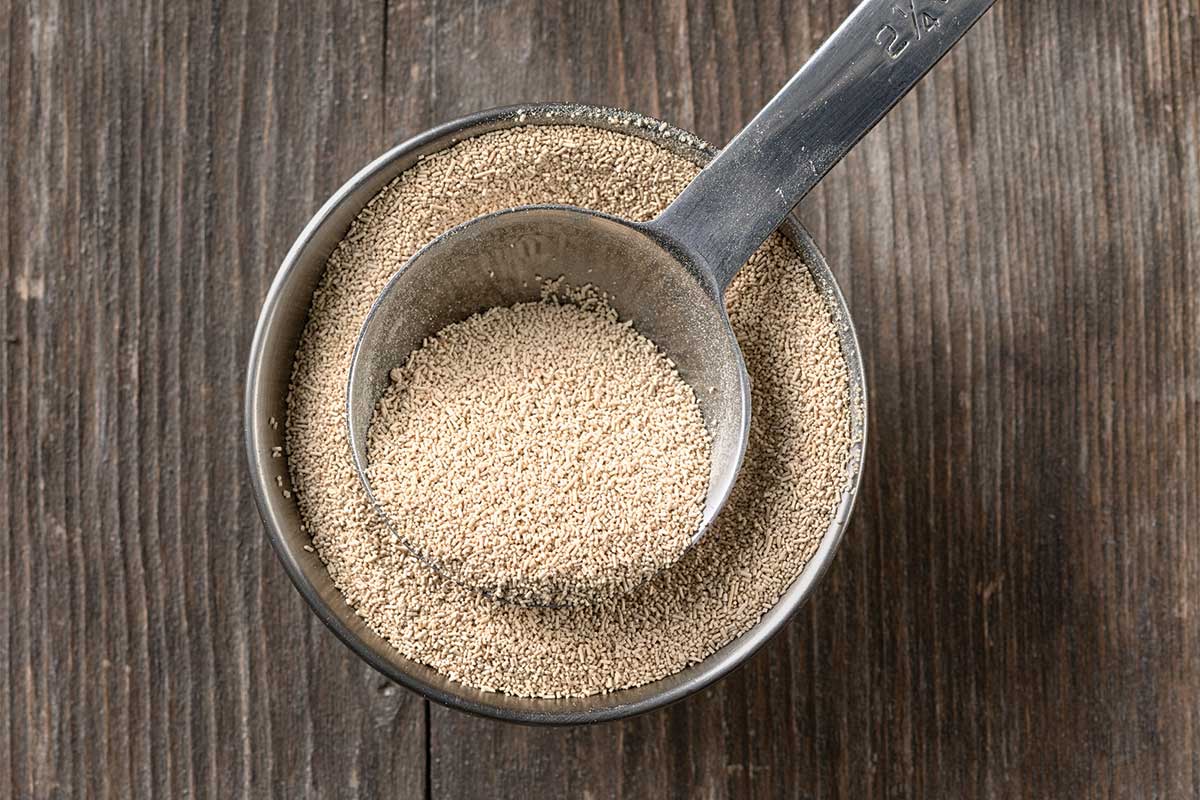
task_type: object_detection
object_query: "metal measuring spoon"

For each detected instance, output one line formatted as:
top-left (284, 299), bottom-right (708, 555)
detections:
top-left (348, 0), bottom-right (996, 606)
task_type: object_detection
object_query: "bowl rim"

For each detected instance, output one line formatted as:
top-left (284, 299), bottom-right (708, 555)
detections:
top-left (244, 102), bottom-right (868, 725)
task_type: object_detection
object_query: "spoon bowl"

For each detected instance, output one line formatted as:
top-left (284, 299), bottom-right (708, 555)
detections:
top-left (347, 204), bottom-right (751, 605)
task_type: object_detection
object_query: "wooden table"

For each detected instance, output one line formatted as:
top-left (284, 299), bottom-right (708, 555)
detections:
top-left (3, 1), bottom-right (1197, 797)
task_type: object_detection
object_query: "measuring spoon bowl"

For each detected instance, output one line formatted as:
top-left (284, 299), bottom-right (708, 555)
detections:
top-left (347, 205), bottom-right (751, 606)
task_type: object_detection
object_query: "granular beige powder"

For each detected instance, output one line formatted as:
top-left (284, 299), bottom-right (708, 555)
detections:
top-left (286, 123), bottom-right (852, 697)
top-left (366, 297), bottom-right (711, 607)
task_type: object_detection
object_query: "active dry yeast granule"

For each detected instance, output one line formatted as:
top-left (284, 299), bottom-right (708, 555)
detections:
top-left (287, 123), bottom-right (852, 697)
top-left (366, 296), bottom-right (711, 607)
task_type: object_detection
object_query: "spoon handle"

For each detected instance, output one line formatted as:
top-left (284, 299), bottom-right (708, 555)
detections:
top-left (648, 0), bottom-right (996, 290)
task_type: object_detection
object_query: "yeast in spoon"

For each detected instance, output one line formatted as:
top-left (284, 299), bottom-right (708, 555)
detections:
top-left (364, 283), bottom-right (711, 607)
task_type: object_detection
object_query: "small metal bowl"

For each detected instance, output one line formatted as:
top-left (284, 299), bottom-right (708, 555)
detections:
top-left (244, 103), bottom-right (867, 724)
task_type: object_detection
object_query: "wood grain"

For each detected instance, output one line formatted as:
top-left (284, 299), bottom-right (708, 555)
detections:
top-left (4, 0), bottom-right (1198, 797)
top-left (1, 1), bottom-right (426, 797)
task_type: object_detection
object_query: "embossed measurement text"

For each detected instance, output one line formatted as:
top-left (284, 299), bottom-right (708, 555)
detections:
top-left (876, 0), bottom-right (952, 60)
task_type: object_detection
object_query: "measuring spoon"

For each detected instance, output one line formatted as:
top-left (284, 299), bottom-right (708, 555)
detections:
top-left (348, 0), bottom-right (997, 606)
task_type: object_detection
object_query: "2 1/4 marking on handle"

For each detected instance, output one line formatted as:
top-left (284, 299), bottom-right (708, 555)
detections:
top-left (876, 0), bottom-right (952, 60)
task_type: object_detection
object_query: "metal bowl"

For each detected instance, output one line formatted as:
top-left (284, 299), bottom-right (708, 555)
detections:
top-left (244, 103), bottom-right (867, 724)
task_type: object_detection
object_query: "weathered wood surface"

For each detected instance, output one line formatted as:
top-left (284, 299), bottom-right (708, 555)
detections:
top-left (3, 1), bottom-right (1197, 797)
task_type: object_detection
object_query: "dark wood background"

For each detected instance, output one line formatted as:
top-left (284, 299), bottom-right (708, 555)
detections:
top-left (3, 1), bottom-right (1198, 797)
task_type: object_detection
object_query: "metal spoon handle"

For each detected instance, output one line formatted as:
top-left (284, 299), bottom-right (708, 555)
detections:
top-left (648, 0), bottom-right (996, 290)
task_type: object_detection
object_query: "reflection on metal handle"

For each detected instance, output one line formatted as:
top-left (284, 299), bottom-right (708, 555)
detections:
top-left (649, 0), bottom-right (997, 290)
